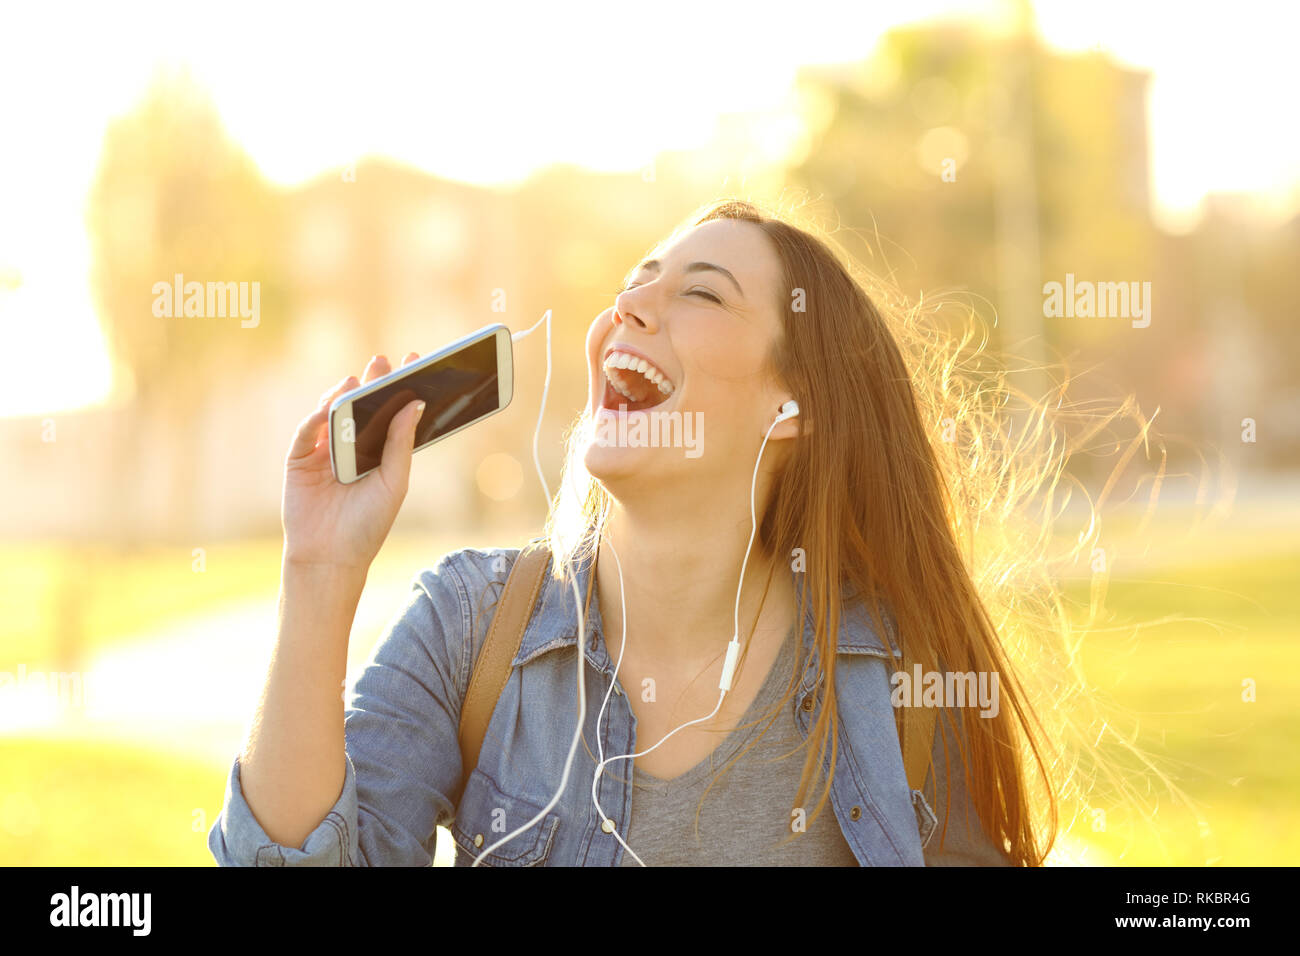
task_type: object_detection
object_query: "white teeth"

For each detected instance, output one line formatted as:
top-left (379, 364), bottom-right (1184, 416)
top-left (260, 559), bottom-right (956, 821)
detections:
top-left (602, 349), bottom-right (676, 397)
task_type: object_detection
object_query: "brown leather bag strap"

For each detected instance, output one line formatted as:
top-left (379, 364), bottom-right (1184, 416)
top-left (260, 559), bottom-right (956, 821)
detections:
top-left (458, 543), bottom-right (551, 780)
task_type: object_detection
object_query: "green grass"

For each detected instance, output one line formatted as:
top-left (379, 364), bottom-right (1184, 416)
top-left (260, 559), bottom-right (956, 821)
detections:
top-left (0, 734), bottom-right (457, 866)
top-left (1057, 549), bottom-right (1300, 865)
top-left (0, 539), bottom-right (284, 672)
top-left (0, 735), bottom-right (226, 866)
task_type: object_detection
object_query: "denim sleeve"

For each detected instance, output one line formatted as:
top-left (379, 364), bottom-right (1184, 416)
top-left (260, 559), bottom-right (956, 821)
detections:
top-left (208, 552), bottom-right (473, 866)
top-left (921, 707), bottom-right (1015, 866)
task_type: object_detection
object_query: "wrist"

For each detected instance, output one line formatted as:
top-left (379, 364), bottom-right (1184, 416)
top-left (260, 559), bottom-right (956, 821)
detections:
top-left (281, 555), bottom-right (369, 604)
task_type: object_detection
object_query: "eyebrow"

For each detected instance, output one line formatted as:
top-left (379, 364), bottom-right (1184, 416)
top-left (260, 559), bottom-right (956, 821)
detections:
top-left (633, 259), bottom-right (745, 298)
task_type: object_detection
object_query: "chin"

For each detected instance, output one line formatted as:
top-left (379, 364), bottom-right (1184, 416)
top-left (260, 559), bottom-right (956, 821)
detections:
top-left (582, 413), bottom-right (660, 484)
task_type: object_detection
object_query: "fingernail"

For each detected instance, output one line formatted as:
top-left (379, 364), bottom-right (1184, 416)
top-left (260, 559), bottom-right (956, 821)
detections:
top-left (414, 401), bottom-right (425, 419)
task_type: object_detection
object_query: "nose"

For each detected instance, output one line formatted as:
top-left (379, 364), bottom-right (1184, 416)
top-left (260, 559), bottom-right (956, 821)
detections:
top-left (613, 287), bottom-right (658, 333)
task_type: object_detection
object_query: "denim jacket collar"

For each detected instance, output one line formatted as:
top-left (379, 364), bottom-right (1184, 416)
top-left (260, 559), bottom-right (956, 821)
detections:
top-left (510, 551), bottom-right (902, 681)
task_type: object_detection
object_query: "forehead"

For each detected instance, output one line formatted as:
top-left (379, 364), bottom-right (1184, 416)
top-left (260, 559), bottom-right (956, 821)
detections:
top-left (643, 218), bottom-right (783, 301)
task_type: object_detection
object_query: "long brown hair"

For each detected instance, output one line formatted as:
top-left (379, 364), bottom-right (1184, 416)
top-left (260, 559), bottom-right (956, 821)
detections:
top-left (546, 197), bottom-right (1167, 866)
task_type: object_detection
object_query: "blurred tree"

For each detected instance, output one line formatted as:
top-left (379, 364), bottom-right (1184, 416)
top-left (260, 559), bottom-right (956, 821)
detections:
top-left (786, 10), bottom-right (1156, 372)
top-left (784, 8), bottom-right (1168, 483)
top-left (88, 68), bottom-right (286, 545)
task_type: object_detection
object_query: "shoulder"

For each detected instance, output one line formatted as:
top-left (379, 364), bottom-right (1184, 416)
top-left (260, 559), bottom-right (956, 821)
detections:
top-left (412, 545), bottom-right (523, 601)
top-left (407, 546), bottom-right (530, 684)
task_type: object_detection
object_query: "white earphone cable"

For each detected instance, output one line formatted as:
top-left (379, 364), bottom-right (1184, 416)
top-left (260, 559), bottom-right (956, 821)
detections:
top-left (513, 310), bottom-right (552, 504)
top-left (589, 410), bottom-right (790, 864)
top-left (474, 309), bottom-right (579, 866)
top-left (484, 310), bottom-right (794, 865)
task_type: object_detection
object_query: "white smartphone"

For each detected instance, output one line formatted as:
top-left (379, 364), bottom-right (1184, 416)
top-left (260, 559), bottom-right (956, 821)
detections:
top-left (329, 323), bottom-right (514, 484)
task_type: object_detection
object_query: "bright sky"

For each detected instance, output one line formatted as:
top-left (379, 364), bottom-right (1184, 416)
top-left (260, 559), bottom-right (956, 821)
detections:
top-left (1, 0), bottom-right (1296, 417)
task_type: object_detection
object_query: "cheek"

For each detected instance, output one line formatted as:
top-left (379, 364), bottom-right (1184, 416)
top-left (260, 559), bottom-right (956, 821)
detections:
top-left (683, 324), bottom-right (769, 395)
top-left (586, 309), bottom-right (616, 359)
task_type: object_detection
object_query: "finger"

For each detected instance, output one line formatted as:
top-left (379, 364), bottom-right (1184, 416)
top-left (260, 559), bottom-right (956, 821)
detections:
top-left (288, 405), bottom-right (330, 461)
top-left (376, 398), bottom-right (425, 495)
top-left (401, 351), bottom-right (420, 367)
top-left (362, 354), bottom-right (392, 385)
top-left (318, 375), bottom-right (359, 410)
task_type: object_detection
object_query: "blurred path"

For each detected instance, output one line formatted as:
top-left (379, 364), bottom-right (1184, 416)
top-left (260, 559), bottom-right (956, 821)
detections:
top-left (0, 570), bottom-right (420, 765)
top-left (9, 482), bottom-right (1298, 759)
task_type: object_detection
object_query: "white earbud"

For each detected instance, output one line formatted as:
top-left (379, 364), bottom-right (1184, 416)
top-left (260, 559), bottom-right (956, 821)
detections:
top-left (776, 399), bottom-right (800, 423)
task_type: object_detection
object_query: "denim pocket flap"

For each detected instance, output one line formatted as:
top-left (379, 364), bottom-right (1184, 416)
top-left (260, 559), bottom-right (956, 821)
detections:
top-left (451, 768), bottom-right (560, 866)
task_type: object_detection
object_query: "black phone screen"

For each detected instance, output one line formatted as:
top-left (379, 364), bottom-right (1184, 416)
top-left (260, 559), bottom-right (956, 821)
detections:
top-left (349, 334), bottom-right (500, 475)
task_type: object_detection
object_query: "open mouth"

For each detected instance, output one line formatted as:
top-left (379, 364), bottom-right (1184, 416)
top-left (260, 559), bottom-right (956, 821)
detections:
top-left (600, 347), bottom-right (676, 412)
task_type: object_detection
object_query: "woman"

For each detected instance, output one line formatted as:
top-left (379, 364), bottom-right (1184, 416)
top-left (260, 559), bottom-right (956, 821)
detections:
top-left (210, 199), bottom-right (1094, 867)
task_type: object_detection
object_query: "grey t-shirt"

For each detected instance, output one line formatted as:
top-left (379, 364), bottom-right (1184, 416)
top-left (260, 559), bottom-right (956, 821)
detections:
top-left (615, 628), bottom-right (860, 866)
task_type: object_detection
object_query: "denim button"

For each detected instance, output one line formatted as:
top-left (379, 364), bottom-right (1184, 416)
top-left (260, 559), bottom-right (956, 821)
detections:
top-left (801, 695), bottom-right (814, 712)
top-left (473, 833), bottom-right (484, 847)
top-left (849, 806), bottom-right (862, 821)
top-left (601, 818), bottom-right (616, 833)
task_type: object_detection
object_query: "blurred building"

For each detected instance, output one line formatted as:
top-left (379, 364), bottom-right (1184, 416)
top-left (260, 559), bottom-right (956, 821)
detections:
top-left (1, 156), bottom-right (694, 544)
top-left (1, 165), bottom-right (527, 543)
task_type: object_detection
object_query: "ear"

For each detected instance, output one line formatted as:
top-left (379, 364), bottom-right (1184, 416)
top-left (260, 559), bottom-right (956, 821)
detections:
top-left (767, 400), bottom-right (807, 441)
top-left (769, 417), bottom-right (806, 441)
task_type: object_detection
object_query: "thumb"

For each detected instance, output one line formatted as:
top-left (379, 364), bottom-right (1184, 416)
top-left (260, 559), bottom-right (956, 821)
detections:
top-left (377, 399), bottom-right (425, 493)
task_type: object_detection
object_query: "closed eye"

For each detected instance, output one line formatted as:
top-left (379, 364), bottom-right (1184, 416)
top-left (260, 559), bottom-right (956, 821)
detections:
top-left (618, 282), bottom-right (722, 306)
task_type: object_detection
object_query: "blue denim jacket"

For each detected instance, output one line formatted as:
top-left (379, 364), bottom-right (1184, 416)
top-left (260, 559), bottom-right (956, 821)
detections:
top-left (209, 546), bottom-right (1012, 866)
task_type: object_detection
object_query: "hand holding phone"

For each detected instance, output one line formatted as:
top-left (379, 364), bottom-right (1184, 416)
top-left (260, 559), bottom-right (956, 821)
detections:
top-left (280, 324), bottom-right (514, 574)
top-left (280, 352), bottom-right (428, 573)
